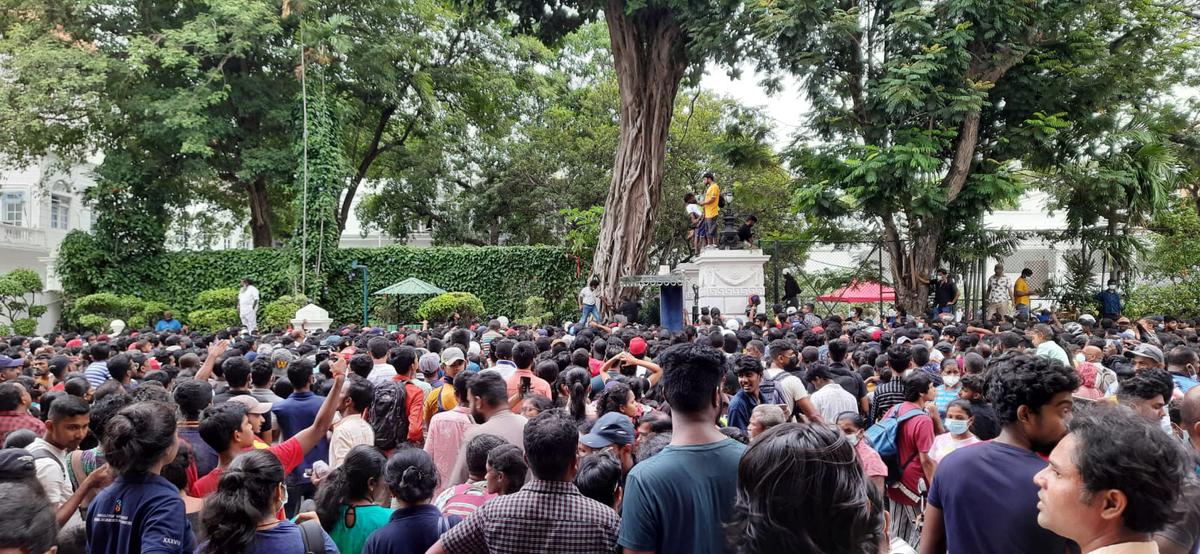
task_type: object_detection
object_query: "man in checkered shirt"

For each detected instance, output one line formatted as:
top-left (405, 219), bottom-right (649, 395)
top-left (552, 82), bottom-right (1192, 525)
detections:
top-left (428, 409), bottom-right (620, 554)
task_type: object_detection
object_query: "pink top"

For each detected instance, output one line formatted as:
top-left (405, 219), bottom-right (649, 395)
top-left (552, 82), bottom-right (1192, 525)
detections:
top-left (424, 406), bottom-right (474, 495)
top-left (854, 439), bottom-right (888, 479)
top-left (929, 432), bottom-right (982, 462)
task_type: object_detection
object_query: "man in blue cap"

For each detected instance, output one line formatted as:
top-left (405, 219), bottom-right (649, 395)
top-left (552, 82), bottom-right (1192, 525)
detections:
top-left (578, 411), bottom-right (636, 475)
top-left (0, 355), bottom-right (22, 383)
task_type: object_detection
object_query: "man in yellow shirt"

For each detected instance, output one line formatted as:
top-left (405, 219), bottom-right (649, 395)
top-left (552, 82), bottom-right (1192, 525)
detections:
top-left (699, 172), bottom-right (721, 247)
top-left (1014, 267), bottom-right (1033, 320)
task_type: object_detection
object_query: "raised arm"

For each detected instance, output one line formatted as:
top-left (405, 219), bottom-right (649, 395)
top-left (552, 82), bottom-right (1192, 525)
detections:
top-left (621, 352), bottom-right (663, 388)
top-left (193, 339), bottom-right (230, 383)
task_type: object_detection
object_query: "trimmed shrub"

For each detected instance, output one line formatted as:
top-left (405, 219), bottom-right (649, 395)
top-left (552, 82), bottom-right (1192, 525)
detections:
top-left (416, 292), bottom-right (486, 323)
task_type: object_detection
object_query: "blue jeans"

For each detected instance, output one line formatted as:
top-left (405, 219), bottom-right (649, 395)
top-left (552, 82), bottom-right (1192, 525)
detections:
top-left (579, 304), bottom-right (600, 328)
top-left (1016, 304), bottom-right (1030, 320)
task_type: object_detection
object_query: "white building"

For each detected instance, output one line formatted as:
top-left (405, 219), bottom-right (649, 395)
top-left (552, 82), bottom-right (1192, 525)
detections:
top-left (0, 156), bottom-right (98, 333)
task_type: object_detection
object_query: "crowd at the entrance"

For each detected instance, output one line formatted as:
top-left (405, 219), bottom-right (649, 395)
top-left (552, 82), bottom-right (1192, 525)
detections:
top-left (0, 288), bottom-right (1197, 554)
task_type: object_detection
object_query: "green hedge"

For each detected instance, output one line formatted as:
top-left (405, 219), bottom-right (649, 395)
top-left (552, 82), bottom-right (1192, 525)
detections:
top-left (57, 243), bottom-right (580, 328)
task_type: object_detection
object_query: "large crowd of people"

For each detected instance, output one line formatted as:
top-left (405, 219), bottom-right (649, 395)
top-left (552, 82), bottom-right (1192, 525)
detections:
top-left (0, 292), bottom-right (1197, 554)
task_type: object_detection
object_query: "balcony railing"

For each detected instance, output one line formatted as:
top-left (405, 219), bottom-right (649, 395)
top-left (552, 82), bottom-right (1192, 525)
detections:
top-left (0, 224), bottom-right (47, 249)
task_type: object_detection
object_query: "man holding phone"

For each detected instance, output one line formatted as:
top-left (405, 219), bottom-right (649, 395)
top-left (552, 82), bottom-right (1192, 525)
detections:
top-left (505, 341), bottom-right (551, 400)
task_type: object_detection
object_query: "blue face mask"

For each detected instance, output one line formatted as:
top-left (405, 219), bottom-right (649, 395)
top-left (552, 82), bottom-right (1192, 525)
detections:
top-left (945, 419), bottom-right (970, 436)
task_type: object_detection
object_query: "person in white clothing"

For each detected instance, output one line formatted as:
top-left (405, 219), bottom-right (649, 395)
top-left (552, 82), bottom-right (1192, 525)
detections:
top-left (329, 377), bottom-right (375, 468)
top-left (238, 278), bottom-right (260, 333)
top-left (807, 365), bottom-right (859, 424)
top-left (578, 278), bottom-right (601, 329)
top-left (27, 395), bottom-right (111, 527)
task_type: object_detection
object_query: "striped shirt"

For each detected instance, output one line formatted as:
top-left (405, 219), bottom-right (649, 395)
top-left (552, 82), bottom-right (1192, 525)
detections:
top-left (871, 379), bottom-right (906, 422)
top-left (434, 481), bottom-right (495, 518)
top-left (439, 479), bottom-right (619, 554)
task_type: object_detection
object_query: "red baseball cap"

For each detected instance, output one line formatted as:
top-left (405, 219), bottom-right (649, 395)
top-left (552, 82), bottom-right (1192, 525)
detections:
top-left (629, 337), bottom-right (647, 356)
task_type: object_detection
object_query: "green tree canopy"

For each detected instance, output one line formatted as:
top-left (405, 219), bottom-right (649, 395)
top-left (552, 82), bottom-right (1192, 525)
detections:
top-left (751, 0), bottom-right (1198, 311)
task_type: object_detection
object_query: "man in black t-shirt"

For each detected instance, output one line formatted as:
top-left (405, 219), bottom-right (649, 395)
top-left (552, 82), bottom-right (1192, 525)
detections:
top-left (932, 268), bottom-right (958, 316)
top-left (737, 215), bottom-right (757, 247)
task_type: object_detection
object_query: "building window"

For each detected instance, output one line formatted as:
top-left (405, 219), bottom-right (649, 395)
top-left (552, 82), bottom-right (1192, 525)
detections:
top-left (1, 191), bottom-right (25, 226)
top-left (50, 195), bottom-right (70, 230)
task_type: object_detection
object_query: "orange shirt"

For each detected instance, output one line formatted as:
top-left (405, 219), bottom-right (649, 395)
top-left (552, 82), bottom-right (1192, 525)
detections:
top-left (505, 368), bottom-right (552, 400)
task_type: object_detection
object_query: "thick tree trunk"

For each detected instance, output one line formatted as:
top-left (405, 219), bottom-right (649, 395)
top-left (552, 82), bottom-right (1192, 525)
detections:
top-left (247, 177), bottom-right (273, 247)
top-left (591, 3), bottom-right (689, 307)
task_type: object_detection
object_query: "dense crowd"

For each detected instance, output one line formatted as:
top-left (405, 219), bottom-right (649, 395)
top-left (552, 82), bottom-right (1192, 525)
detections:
top-left (0, 297), bottom-right (1197, 554)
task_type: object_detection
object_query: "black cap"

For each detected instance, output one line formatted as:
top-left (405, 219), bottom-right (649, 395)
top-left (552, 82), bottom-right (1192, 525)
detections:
top-left (0, 449), bottom-right (36, 480)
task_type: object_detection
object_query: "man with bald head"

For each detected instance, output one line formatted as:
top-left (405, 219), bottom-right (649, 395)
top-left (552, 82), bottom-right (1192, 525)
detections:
top-left (1154, 386), bottom-right (1199, 554)
top-left (1079, 344), bottom-right (1118, 393)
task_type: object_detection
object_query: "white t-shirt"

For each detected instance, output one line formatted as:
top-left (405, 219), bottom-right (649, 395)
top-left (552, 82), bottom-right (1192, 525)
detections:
top-left (238, 285), bottom-right (260, 313)
top-left (579, 286), bottom-right (597, 307)
top-left (367, 363), bottom-right (397, 386)
top-left (762, 367), bottom-right (809, 412)
top-left (686, 203), bottom-right (702, 219)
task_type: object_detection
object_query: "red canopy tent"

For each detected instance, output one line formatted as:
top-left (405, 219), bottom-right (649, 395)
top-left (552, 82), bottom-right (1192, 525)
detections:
top-left (816, 280), bottom-right (896, 303)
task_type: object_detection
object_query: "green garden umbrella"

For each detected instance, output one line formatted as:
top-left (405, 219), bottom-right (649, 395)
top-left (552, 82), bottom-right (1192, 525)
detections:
top-left (373, 277), bottom-right (445, 328)
top-left (373, 277), bottom-right (446, 296)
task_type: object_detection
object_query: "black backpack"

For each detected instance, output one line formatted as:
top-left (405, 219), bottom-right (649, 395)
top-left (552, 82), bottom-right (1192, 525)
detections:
top-left (718, 192), bottom-right (727, 208)
top-left (298, 519), bottom-right (324, 554)
top-left (369, 380), bottom-right (408, 450)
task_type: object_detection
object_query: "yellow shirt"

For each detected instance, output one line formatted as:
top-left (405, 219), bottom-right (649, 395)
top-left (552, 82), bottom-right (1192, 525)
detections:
top-left (702, 182), bottom-right (721, 219)
top-left (1014, 277), bottom-right (1031, 307)
top-left (423, 384), bottom-right (458, 425)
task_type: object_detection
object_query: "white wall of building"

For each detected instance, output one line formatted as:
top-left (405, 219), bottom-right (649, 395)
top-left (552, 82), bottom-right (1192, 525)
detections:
top-left (0, 157), bottom-right (98, 333)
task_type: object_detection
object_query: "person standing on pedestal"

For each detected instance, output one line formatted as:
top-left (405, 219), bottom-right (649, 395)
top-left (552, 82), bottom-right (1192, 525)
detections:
top-left (699, 172), bottom-right (721, 248)
top-left (239, 278), bottom-right (260, 334)
top-left (578, 278), bottom-right (602, 329)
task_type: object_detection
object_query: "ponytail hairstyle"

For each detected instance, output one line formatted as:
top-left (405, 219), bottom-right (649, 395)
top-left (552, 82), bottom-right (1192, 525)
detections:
top-left (102, 400), bottom-right (178, 476)
top-left (200, 450), bottom-right (284, 554)
top-left (384, 446), bottom-right (439, 504)
top-left (314, 445), bottom-right (387, 532)
top-left (557, 367), bottom-right (591, 422)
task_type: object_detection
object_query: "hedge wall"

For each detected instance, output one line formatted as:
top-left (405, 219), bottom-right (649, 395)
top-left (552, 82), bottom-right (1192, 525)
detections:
top-left (322, 246), bottom-right (579, 324)
top-left (58, 242), bottom-right (580, 327)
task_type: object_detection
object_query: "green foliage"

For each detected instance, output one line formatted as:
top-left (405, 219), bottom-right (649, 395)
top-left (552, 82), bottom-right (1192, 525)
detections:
top-left (11, 319), bottom-right (36, 336)
top-left (76, 315), bottom-right (107, 333)
top-left (58, 244), bottom-right (577, 326)
top-left (291, 90), bottom-right (346, 299)
top-left (0, 268), bottom-right (45, 332)
top-left (416, 292), bottom-right (486, 323)
top-left (68, 293), bottom-right (174, 331)
top-left (1146, 201), bottom-right (1200, 283)
top-left (1125, 282), bottom-right (1200, 319)
top-left (195, 288), bottom-right (240, 310)
top-left (1044, 251), bottom-right (1098, 315)
top-left (187, 308), bottom-right (241, 332)
top-left (752, 0), bottom-right (1197, 311)
top-left (263, 294), bottom-right (308, 330)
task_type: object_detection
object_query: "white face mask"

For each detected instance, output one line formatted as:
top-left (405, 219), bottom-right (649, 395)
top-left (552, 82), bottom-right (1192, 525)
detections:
top-left (845, 433), bottom-right (860, 446)
top-left (1074, 353), bottom-right (1086, 363)
top-left (943, 375), bottom-right (960, 388)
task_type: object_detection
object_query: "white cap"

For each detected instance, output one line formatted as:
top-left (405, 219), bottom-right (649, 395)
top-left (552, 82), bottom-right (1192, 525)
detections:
top-left (468, 341), bottom-right (481, 357)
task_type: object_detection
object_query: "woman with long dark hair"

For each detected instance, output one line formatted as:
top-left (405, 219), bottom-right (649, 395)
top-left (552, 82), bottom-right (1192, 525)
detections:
top-left (362, 447), bottom-right (459, 554)
top-left (86, 400), bottom-right (194, 553)
top-left (727, 422), bottom-right (883, 553)
top-left (555, 367), bottom-right (592, 422)
top-left (314, 445), bottom-right (390, 554)
top-left (199, 449), bottom-right (338, 554)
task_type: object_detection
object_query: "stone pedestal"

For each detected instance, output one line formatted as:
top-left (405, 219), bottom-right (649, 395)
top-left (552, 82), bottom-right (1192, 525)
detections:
top-left (691, 249), bottom-right (771, 318)
top-left (292, 304), bottom-right (333, 332)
